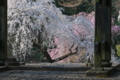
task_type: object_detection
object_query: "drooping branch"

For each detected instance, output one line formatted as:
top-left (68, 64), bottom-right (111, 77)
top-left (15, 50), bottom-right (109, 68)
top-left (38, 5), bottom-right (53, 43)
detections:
top-left (52, 52), bottom-right (77, 62)
top-left (33, 42), bottom-right (53, 63)
top-left (33, 42), bottom-right (77, 63)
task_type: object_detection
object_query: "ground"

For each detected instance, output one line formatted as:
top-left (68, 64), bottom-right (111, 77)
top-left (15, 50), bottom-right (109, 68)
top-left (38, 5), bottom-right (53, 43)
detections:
top-left (0, 70), bottom-right (120, 80)
top-left (0, 63), bottom-right (120, 80)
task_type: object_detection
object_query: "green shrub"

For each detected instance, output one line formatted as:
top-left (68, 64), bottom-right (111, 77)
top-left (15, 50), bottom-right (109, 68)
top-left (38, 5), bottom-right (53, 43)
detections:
top-left (30, 47), bottom-right (45, 62)
top-left (116, 45), bottom-right (120, 57)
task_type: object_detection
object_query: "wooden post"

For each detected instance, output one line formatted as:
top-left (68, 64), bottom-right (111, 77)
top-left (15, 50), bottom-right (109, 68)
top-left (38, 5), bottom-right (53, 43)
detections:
top-left (94, 0), bottom-right (102, 69)
top-left (0, 0), bottom-right (7, 61)
top-left (86, 0), bottom-right (112, 76)
top-left (101, 0), bottom-right (112, 67)
top-left (94, 0), bottom-right (111, 68)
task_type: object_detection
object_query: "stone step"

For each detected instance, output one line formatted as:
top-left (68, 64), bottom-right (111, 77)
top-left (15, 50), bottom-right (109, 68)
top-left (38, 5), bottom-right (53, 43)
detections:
top-left (5, 58), bottom-right (17, 62)
top-left (0, 61), bottom-right (4, 66)
top-left (0, 66), bottom-right (7, 72)
top-left (8, 65), bottom-right (91, 71)
top-left (5, 62), bottom-right (20, 66)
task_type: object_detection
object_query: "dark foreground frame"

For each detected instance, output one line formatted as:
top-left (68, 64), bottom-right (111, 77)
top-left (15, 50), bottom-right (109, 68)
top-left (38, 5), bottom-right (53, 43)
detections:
top-left (0, 0), bottom-right (7, 60)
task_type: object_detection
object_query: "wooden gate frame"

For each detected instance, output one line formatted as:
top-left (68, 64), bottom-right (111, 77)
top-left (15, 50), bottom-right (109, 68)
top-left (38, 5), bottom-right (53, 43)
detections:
top-left (0, 0), bottom-right (114, 77)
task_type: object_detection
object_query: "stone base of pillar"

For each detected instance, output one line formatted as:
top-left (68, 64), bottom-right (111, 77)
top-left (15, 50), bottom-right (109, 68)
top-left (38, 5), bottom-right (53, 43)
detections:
top-left (0, 58), bottom-right (26, 66)
top-left (0, 61), bottom-right (4, 66)
top-left (5, 58), bottom-right (20, 66)
top-left (84, 63), bottom-right (93, 67)
top-left (5, 58), bottom-right (17, 62)
top-left (19, 62), bottom-right (25, 65)
top-left (92, 67), bottom-right (104, 71)
top-left (85, 62), bottom-right (112, 67)
top-left (102, 62), bottom-right (112, 67)
top-left (84, 63), bottom-right (88, 67)
top-left (86, 67), bottom-right (114, 77)
top-left (5, 62), bottom-right (20, 66)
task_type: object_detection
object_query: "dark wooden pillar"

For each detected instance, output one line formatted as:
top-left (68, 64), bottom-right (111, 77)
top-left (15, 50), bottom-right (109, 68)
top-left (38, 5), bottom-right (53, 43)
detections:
top-left (94, 0), bottom-right (102, 68)
top-left (0, 0), bottom-right (7, 61)
top-left (94, 0), bottom-right (112, 68)
top-left (87, 0), bottom-right (113, 76)
top-left (0, 0), bottom-right (20, 66)
top-left (101, 0), bottom-right (112, 67)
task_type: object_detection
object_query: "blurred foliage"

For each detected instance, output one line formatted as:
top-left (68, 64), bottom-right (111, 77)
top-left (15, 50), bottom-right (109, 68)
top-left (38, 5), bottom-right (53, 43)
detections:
top-left (54, 0), bottom-right (120, 22)
top-left (31, 47), bottom-right (44, 60)
top-left (116, 45), bottom-right (120, 57)
top-left (112, 35), bottom-right (120, 46)
top-left (112, 0), bottom-right (120, 57)
top-left (112, 35), bottom-right (120, 57)
top-left (32, 0), bottom-right (36, 2)
top-left (114, 20), bottom-right (120, 26)
top-left (25, 46), bottom-right (46, 63)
